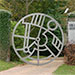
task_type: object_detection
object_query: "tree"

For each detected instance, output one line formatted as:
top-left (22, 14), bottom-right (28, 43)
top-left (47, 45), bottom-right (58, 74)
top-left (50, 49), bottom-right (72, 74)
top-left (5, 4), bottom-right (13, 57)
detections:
top-left (0, 0), bottom-right (35, 21)
top-left (66, 0), bottom-right (75, 12)
top-left (0, 0), bottom-right (67, 22)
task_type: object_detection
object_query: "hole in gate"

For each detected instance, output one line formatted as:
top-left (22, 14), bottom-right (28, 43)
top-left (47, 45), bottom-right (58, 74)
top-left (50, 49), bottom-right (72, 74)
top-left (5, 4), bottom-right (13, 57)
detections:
top-left (56, 41), bottom-right (59, 47)
top-left (52, 28), bottom-right (62, 41)
top-left (31, 50), bottom-right (37, 58)
top-left (30, 25), bottom-right (40, 38)
top-left (24, 16), bottom-right (32, 23)
top-left (40, 49), bottom-right (51, 57)
top-left (48, 21), bottom-right (57, 29)
top-left (37, 38), bottom-right (40, 41)
top-left (14, 22), bottom-right (25, 36)
top-left (14, 37), bottom-right (24, 49)
top-left (44, 17), bottom-right (51, 29)
top-left (25, 48), bottom-right (28, 51)
top-left (59, 44), bottom-right (62, 50)
top-left (18, 51), bottom-right (27, 57)
top-left (36, 37), bottom-right (40, 43)
top-left (46, 32), bottom-right (59, 56)
top-left (54, 38), bottom-right (56, 44)
top-left (39, 29), bottom-right (46, 45)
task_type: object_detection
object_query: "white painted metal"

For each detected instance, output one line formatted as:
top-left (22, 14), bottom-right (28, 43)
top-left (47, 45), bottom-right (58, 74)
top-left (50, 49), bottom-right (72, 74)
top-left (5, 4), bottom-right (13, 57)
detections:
top-left (12, 13), bottom-right (64, 65)
top-left (68, 21), bottom-right (75, 44)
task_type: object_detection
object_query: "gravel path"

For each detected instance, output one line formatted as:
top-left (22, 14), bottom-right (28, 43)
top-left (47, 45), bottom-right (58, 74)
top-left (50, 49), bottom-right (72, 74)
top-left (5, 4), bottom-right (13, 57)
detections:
top-left (0, 59), bottom-right (64, 75)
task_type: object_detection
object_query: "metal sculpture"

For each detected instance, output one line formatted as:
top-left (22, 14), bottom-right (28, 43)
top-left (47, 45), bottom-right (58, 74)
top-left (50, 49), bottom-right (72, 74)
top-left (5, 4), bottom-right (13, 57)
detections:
top-left (12, 13), bottom-right (64, 65)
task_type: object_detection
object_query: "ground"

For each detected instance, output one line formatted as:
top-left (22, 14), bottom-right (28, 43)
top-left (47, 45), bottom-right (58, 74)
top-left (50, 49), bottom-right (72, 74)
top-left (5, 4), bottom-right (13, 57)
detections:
top-left (0, 60), bottom-right (24, 71)
top-left (54, 64), bottom-right (75, 75)
top-left (1, 58), bottom-right (75, 75)
top-left (0, 58), bottom-right (63, 75)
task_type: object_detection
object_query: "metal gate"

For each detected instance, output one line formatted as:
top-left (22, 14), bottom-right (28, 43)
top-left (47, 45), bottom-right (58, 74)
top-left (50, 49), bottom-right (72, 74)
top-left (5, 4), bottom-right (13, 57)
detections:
top-left (12, 13), bottom-right (64, 65)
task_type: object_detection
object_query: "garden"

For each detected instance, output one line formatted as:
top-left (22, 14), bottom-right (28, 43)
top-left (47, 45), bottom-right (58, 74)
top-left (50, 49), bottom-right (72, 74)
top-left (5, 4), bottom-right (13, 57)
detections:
top-left (0, 0), bottom-right (75, 75)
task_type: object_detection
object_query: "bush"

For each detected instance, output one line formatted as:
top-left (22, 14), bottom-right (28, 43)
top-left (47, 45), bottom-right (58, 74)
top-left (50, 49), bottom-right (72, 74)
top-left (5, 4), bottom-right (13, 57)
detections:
top-left (64, 44), bottom-right (75, 65)
top-left (11, 21), bottom-right (25, 61)
top-left (0, 9), bottom-right (11, 60)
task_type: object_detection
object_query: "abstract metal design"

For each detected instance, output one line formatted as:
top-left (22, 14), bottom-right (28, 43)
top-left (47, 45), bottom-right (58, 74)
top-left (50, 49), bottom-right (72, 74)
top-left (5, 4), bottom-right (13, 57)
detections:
top-left (12, 13), bottom-right (64, 65)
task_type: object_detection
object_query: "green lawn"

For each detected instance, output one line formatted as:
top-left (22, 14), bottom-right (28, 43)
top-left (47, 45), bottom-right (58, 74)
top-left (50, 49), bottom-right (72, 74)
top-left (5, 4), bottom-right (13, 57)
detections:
top-left (53, 64), bottom-right (75, 75)
top-left (0, 60), bottom-right (24, 71)
top-left (0, 56), bottom-right (45, 72)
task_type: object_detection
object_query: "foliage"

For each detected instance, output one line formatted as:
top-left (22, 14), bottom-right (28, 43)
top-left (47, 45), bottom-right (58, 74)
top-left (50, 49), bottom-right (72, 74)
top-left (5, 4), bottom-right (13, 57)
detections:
top-left (1, 0), bottom-right (32, 21)
top-left (68, 11), bottom-right (75, 18)
top-left (10, 46), bottom-right (19, 61)
top-left (11, 21), bottom-right (25, 35)
top-left (11, 21), bottom-right (25, 61)
top-left (68, 15), bottom-right (75, 18)
top-left (0, 0), bottom-right (68, 61)
top-left (53, 64), bottom-right (75, 75)
top-left (0, 0), bottom-right (4, 9)
top-left (0, 0), bottom-right (67, 21)
top-left (0, 9), bottom-right (11, 60)
top-left (2, 0), bottom-right (67, 32)
top-left (66, 0), bottom-right (75, 12)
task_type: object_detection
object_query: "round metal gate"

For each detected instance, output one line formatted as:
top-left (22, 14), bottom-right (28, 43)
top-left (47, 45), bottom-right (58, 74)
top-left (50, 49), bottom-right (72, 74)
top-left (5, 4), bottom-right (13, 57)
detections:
top-left (12, 13), bottom-right (64, 65)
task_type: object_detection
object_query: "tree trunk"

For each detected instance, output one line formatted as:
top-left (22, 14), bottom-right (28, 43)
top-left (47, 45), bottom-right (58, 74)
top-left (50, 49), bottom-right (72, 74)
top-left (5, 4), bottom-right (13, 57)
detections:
top-left (6, 48), bottom-right (10, 62)
top-left (26, 0), bottom-right (28, 15)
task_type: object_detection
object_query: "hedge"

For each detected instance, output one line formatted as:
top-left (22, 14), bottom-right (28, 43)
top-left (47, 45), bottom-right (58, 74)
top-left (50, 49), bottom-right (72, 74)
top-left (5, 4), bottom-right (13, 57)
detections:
top-left (0, 9), bottom-right (11, 61)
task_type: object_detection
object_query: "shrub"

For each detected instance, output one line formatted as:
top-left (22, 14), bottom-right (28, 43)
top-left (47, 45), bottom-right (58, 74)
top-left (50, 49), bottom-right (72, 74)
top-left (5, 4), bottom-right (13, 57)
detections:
top-left (0, 9), bottom-right (11, 60)
top-left (11, 21), bottom-right (25, 61)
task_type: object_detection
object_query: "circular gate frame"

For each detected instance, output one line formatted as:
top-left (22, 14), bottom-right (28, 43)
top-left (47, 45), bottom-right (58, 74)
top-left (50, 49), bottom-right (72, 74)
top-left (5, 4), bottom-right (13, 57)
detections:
top-left (12, 13), bottom-right (64, 65)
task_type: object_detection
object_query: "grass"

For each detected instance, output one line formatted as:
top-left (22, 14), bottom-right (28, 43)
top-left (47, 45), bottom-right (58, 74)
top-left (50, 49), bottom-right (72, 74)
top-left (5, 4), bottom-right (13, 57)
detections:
top-left (0, 60), bottom-right (24, 72)
top-left (32, 56), bottom-right (45, 58)
top-left (0, 56), bottom-right (45, 71)
top-left (26, 56), bottom-right (46, 61)
top-left (53, 64), bottom-right (75, 75)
